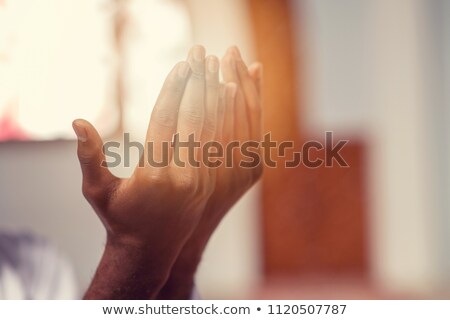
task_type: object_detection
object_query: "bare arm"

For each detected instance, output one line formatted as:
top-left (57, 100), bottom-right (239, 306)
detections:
top-left (73, 46), bottom-right (233, 299)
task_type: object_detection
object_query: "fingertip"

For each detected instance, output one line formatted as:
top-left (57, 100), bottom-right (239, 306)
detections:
top-left (224, 46), bottom-right (236, 61)
top-left (72, 119), bottom-right (103, 147)
top-left (188, 45), bottom-right (206, 75)
top-left (73, 118), bottom-right (87, 126)
top-left (189, 44), bottom-right (206, 62)
top-left (249, 62), bottom-right (263, 79)
top-left (228, 45), bottom-right (239, 56)
top-left (73, 118), bottom-right (96, 130)
top-left (72, 119), bottom-right (88, 142)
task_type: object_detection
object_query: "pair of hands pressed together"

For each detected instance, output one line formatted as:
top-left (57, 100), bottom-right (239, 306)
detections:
top-left (72, 45), bottom-right (263, 299)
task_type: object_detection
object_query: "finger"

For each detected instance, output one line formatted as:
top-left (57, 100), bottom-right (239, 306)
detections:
top-left (203, 55), bottom-right (220, 143)
top-left (231, 47), bottom-right (262, 142)
top-left (223, 83), bottom-right (238, 168)
top-left (248, 62), bottom-right (263, 97)
top-left (144, 61), bottom-right (190, 169)
top-left (203, 55), bottom-right (220, 185)
top-left (72, 119), bottom-right (118, 203)
top-left (248, 63), bottom-right (263, 143)
top-left (221, 47), bottom-right (250, 142)
top-left (216, 83), bottom-right (227, 143)
top-left (210, 84), bottom-right (228, 173)
top-left (222, 82), bottom-right (237, 144)
top-left (172, 45), bottom-right (205, 177)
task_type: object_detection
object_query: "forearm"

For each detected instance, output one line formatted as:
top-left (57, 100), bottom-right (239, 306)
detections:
top-left (156, 200), bottom-right (245, 299)
top-left (157, 214), bottom-right (230, 300)
top-left (84, 240), bottom-right (171, 300)
top-left (156, 271), bottom-right (196, 300)
top-left (156, 236), bottom-right (206, 300)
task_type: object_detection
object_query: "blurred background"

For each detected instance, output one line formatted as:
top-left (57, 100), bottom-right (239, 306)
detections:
top-left (1, 0), bottom-right (450, 299)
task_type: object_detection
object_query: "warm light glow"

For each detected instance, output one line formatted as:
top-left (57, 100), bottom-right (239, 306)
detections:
top-left (0, 0), bottom-right (191, 141)
top-left (0, 0), bottom-right (117, 140)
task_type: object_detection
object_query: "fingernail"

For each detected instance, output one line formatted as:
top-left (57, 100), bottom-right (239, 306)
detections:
top-left (178, 62), bottom-right (190, 78)
top-left (193, 46), bottom-right (205, 62)
top-left (72, 121), bottom-right (87, 142)
top-left (207, 57), bottom-right (219, 73)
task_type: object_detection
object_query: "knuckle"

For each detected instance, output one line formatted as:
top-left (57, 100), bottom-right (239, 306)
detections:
top-left (190, 70), bottom-right (205, 79)
top-left (148, 171), bottom-right (166, 186)
top-left (77, 148), bottom-right (100, 166)
top-left (180, 108), bottom-right (203, 125)
top-left (173, 172), bottom-right (198, 193)
top-left (150, 172), bottom-right (166, 186)
top-left (135, 169), bottom-right (166, 187)
top-left (82, 183), bottom-right (103, 202)
top-left (78, 154), bottom-right (93, 166)
top-left (152, 108), bottom-right (177, 127)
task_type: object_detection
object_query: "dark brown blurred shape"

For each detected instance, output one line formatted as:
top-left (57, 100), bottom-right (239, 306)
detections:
top-left (248, 0), bottom-right (370, 290)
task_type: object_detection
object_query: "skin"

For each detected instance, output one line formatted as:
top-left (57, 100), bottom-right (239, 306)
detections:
top-left (157, 47), bottom-right (263, 299)
top-left (72, 45), bottom-right (263, 299)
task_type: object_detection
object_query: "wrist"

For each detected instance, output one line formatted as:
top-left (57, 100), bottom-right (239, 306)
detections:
top-left (106, 231), bottom-right (180, 266)
top-left (155, 241), bottom-right (202, 300)
top-left (84, 238), bottom-right (172, 299)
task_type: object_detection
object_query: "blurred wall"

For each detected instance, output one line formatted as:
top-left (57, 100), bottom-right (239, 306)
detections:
top-left (0, 140), bottom-right (105, 294)
top-left (368, 0), bottom-right (440, 295)
top-left (299, 0), bottom-right (450, 296)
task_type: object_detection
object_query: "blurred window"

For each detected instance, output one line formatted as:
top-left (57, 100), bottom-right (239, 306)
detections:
top-left (0, 0), bottom-right (191, 141)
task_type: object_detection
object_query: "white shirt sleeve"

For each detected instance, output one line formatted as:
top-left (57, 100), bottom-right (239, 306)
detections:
top-left (0, 230), bottom-right (78, 299)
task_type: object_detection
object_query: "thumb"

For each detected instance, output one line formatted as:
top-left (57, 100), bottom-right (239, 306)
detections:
top-left (72, 119), bottom-right (118, 203)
